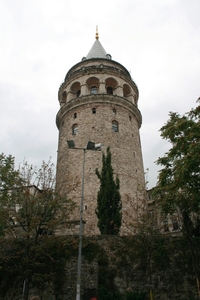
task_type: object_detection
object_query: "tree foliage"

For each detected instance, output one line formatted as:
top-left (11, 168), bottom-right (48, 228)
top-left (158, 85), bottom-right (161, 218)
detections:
top-left (95, 147), bottom-right (122, 235)
top-left (154, 100), bottom-right (200, 232)
top-left (0, 155), bottom-right (75, 239)
top-left (0, 154), bottom-right (75, 299)
top-left (154, 100), bottom-right (200, 298)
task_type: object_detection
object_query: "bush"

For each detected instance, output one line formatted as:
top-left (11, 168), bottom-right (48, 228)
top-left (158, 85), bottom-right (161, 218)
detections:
top-left (125, 291), bottom-right (146, 300)
top-left (98, 287), bottom-right (122, 300)
top-left (98, 287), bottom-right (146, 300)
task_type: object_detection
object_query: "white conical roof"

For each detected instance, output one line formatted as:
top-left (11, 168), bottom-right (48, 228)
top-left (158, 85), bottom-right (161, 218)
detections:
top-left (84, 28), bottom-right (111, 60)
top-left (86, 39), bottom-right (108, 59)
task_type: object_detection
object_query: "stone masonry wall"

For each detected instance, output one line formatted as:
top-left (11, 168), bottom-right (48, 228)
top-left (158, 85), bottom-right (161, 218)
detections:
top-left (56, 58), bottom-right (146, 236)
top-left (26, 236), bottom-right (199, 300)
top-left (56, 95), bottom-right (146, 235)
top-left (30, 236), bottom-right (198, 300)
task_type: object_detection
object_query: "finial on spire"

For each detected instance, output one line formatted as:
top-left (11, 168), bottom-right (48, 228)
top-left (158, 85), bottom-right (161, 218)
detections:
top-left (95, 25), bottom-right (99, 40)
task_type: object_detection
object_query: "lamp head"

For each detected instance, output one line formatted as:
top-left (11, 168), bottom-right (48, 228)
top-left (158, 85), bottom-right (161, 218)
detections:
top-left (87, 141), bottom-right (102, 151)
top-left (67, 140), bottom-right (75, 149)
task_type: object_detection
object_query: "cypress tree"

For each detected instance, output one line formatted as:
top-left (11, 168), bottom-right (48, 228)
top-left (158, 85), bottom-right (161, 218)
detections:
top-left (95, 147), bottom-right (122, 235)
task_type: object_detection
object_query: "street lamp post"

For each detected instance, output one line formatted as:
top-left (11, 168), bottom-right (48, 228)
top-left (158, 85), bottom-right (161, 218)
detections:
top-left (67, 140), bottom-right (102, 300)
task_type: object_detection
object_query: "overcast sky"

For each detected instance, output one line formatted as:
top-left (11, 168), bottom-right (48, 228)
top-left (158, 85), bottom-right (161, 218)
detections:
top-left (0, 0), bottom-right (199, 189)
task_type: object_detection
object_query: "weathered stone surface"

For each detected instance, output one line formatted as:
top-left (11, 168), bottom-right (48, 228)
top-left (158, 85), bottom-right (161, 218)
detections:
top-left (56, 57), bottom-right (146, 236)
top-left (3, 236), bottom-right (199, 299)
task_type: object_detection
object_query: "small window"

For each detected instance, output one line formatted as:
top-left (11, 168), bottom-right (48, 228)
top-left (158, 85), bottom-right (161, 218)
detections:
top-left (148, 210), bottom-right (154, 220)
top-left (113, 109), bottom-right (116, 115)
top-left (90, 86), bottom-right (98, 94)
top-left (73, 113), bottom-right (77, 119)
top-left (38, 228), bottom-right (52, 236)
top-left (147, 192), bottom-right (152, 200)
top-left (163, 219), bottom-right (169, 232)
top-left (172, 218), bottom-right (179, 231)
top-left (92, 108), bottom-right (96, 114)
top-left (72, 124), bottom-right (78, 135)
top-left (106, 54), bottom-right (112, 60)
top-left (112, 121), bottom-right (119, 132)
top-left (129, 116), bottom-right (132, 121)
top-left (107, 87), bottom-right (113, 95)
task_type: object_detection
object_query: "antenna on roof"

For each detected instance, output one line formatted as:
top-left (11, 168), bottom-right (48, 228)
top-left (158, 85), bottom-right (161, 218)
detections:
top-left (95, 25), bottom-right (99, 40)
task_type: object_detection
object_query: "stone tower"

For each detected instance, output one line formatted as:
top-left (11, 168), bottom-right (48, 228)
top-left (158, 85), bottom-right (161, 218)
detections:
top-left (56, 31), bottom-right (146, 235)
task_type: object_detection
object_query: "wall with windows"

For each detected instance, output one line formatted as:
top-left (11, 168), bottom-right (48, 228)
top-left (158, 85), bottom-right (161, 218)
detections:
top-left (58, 59), bottom-right (138, 107)
top-left (60, 75), bottom-right (137, 105)
top-left (146, 189), bottom-right (182, 236)
top-left (56, 58), bottom-right (145, 236)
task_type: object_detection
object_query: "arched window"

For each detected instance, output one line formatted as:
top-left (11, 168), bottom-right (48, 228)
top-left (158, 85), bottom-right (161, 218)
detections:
top-left (112, 121), bottom-right (119, 132)
top-left (163, 219), bottom-right (169, 232)
top-left (113, 109), bottom-right (116, 115)
top-left (172, 217), bottom-right (179, 231)
top-left (72, 124), bottom-right (78, 135)
top-left (92, 107), bottom-right (96, 114)
top-left (70, 82), bottom-right (81, 98)
top-left (107, 87), bottom-right (113, 95)
top-left (86, 77), bottom-right (99, 94)
top-left (123, 84), bottom-right (131, 97)
top-left (90, 86), bottom-right (98, 94)
top-left (105, 77), bottom-right (118, 95)
top-left (106, 54), bottom-right (112, 60)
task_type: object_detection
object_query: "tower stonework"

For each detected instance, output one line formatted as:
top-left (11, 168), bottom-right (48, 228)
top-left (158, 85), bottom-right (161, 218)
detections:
top-left (56, 35), bottom-right (146, 235)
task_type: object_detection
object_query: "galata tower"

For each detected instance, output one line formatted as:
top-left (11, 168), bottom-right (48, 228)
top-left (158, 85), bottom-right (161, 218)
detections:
top-left (56, 30), bottom-right (146, 235)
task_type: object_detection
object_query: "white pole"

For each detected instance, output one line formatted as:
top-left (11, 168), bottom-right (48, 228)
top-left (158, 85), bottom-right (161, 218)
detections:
top-left (76, 148), bottom-right (86, 300)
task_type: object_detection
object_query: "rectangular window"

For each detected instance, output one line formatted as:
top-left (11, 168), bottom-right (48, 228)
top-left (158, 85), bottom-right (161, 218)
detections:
top-left (172, 218), bottom-right (179, 231)
top-left (163, 219), bottom-right (169, 232)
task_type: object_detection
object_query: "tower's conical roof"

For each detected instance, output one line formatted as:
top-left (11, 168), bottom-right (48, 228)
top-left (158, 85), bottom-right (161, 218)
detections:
top-left (84, 27), bottom-right (111, 60)
top-left (86, 39), bottom-right (108, 59)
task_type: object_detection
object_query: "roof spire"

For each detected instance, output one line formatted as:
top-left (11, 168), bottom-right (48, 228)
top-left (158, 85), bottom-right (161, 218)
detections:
top-left (95, 25), bottom-right (99, 40)
top-left (83, 26), bottom-right (112, 60)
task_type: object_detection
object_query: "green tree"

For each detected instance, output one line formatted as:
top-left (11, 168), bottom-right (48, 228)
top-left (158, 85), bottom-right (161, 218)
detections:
top-left (0, 154), bottom-right (76, 299)
top-left (95, 147), bottom-right (122, 235)
top-left (155, 100), bottom-right (200, 220)
top-left (0, 154), bottom-right (23, 232)
top-left (0, 153), bottom-right (21, 189)
top-left (154, 99), bottom-right (200, 298)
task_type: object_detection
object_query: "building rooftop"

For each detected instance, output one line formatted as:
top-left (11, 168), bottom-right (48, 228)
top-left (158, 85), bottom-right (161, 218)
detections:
top-left (82, 27), bottom-right (112, 61)
top-left (86, 39), bottom-right (108, 59)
